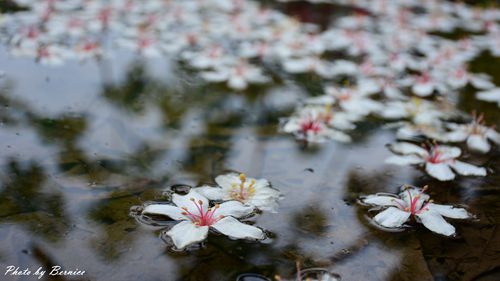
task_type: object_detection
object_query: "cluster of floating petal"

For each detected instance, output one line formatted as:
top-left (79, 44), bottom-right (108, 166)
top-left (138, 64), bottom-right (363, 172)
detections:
top-left (359, 185), bottom-right (473, 236)
top-left (140, 173), bottom-right (279, 249)
top-left (278, 0), bottom-right (500, 143)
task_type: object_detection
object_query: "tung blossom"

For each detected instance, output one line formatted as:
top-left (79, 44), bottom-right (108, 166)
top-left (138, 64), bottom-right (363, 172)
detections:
top-left (280, 106), bottom-right (352, 143)
top-left (386, 142), bottom-right (486, 181)
top-left (445, 113), bottom-right (500, 153)
top-left (195, 173), bottom-right (280, 212)
top-left (142, 190), bottom-right (264, 249)
top-left (200, 61), bottom-right (269, 90)
top-left (360, 185), bottom-right (472, 236)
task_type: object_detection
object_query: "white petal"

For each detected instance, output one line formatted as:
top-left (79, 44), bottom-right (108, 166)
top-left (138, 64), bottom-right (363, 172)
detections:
top-left (386, 155), bottom-right (424, 165)
top-left (215, 173), bottom-right (240, 190)
top-left (283, 58), bottom-right (310, 73)
top-left (426, 203), bottom-right (471, 219)
top-left (425, 162), bottom-right (455, 181)
top-left (444, 128), bottom-right (468, 142)
top-left (201, 70), bottom-right (228, 82)
top-left (361, 195), bottom-right (403, 207)
top-left (486, 129), bottom-right (500, 144)
top-left (412, 83), bottom-right (434, 97)
top-left (470, 75), bottom-right (495, 89)
top-left (390, 142), bottom-right (428, 156)
top-left (228, 76), bottom-right (247, 90)
top-left (467, 135), bottom-right (491, 153)
top-left (211, 216), bottom-right (264, 240)
top-left (193, 186), bottom-right (224, 200)
top-left (142, 204), bottom-right (188, 221)
top-left (166, 221), bottom-right (209, 249)
top-left (416, 210), bottom-right (456, 236)
top-left (436, 146), bottom-right (462, 158)
top-left (214, 201), bottom-right (255, 218)
top-left (449, 160), bottom-right (487, 176)
top-left (172, 190), bottom-right (209, 214)
top-left (373, 207), bottom-right (411, 228)
top-left (477, 88), bottom-right (500, 102)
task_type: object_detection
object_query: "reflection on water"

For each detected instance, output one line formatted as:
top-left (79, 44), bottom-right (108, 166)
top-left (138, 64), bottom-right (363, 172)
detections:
top-left (0, 2), bottom-right (500, 281)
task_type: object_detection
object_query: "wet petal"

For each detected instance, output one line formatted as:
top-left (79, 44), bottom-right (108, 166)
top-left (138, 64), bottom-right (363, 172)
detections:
top-left (416, 210), bottom-right (456, 236)
top-left (412, 82), bottom-right (434, 97)
top-left (166, 221), bottom-right (209, 249)
top-left (425, 162), bottom-right (455, 181)
top-left (361, 195), bottom-right (404, 207)
top-left (437, 146), bottom-right (461, 158)
top-left (390, 142), bottom-right (428, 156)
top-left (193, 185), bottom-right (224, 200)
top-left (172, 190), bottom-right (209, 214)
top-left (215, 201), bottom-right (255, 218)
top-left (449, 160), bottom-right (486, 176)
top-left (142, 204), bottom-right (188, 221)
top-left (444, 128), bottom-right (468, 142)
top-left (373, 207), bottom-right (411, 228)
top-left (486, 129), bottom-right (500, 144)
top-left (228, 76), bottom-right (247, 90)
top-left (215, 173), bottom-right (240, 189)
top-left (211, 216), bottom-right (265, 240)
top-left (467, 135), bottom-right (491, 153)
top-left (426, 203), bottom-right (471, 219)
top-left (386, 155), bottom-right (424, 165)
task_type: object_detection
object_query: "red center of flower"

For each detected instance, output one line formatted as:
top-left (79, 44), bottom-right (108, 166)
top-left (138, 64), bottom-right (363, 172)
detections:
top-left (394, 186), bottom-right (432, 215)
top-left (418, 73), bottom-right (430, 84)
top-left (300, 118), bottom-right (322, 134)
top-left (181, 198), bottom-right (223, 226)
top-left (426, 145), bottom-right (446, 163)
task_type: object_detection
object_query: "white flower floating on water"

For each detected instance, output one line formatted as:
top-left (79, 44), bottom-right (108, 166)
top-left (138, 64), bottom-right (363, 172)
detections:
top-left (386, 142), bottom-right (486, 181)
top-left (360, 185), bottom-right (473, 236)
top-left (142, 190), bottom-right (265, 249)
top-left (445, 113), bottom-right (500, 153)
top-left (280, 106), bottom-right (352, 143)
top-left (195, 173), bottom-right (281, 212)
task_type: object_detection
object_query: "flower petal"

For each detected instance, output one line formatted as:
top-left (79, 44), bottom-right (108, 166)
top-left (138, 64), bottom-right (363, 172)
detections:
top-left (416, 210), bottom-right (456, 236)
top-left (215, 201), bottom-right (255, 218)
top-left (361, 195), bottom-right (403, 207)
top-left (166, 221), bottom-right (209, 249)
top-left (467, 135), bottom-right (491, 153)
top-left (390, 142), bottom-right (428, 156)
top-left (426, 203), bottom-right (471, 219)
top-left (385, 155), bottom-right (424, 165)
top-left (449, 160), bottom-right (487, 176)
top-left (142, 204), bottom-right (188, 221)
top-left (193, 185), bottom-right (224, 200)
top-left (215, 173), bottom-right (240, 190)
top-left (172, 190), bottom-right (209, 214)
top-left (425, 162), bottom-right (455, 181)
top-left (373, 207), bottom-right (411, 228)
top-left (211, 216), bottom-right (265, 240)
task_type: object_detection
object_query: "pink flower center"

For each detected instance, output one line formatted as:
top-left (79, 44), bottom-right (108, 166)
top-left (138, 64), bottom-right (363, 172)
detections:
top-left (394, 188), bottom-right (431, 215)
top-left (418, 73), bottom-right (430, 84)
top-left (300, 118), bottom-right (322, 134)
top-left (426, 145), bottom-right (446, 163)
top-left (181, 198), bottom-right (223, 226)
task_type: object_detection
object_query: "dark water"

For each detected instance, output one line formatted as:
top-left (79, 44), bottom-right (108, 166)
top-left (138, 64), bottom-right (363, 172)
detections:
top-left (1, 1), bottom-right (500, 281)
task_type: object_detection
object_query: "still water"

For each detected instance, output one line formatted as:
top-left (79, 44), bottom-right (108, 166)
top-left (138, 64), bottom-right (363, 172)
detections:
top-left (1, 1), bottom-right (500, 281)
